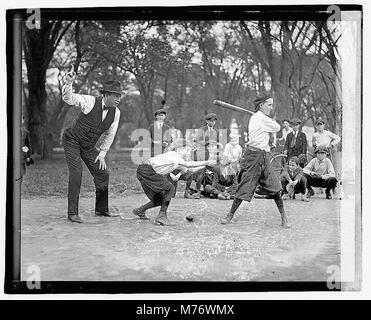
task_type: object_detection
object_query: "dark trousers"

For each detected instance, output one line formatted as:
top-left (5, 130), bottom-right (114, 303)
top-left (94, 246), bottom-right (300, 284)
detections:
top-left (281, 176), bottom-right (307, 195)
top-left (137, 164), bottom-right (175, 206)
top-left (235, 148), bottom-right (282, 202)
top-left (63, 132), bottom-right (109, 215)
top-left (304, 174), bottom-right (338, 192)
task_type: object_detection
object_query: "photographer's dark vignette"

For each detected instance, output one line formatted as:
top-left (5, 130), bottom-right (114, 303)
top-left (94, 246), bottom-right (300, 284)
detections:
top-left (5, 9), bottom-right (22, 293)
top-left (4, 5), bottom-right (362, 294)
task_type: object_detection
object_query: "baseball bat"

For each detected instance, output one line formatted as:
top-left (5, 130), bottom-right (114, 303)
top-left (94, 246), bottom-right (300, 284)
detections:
top-left (213, 100), bottom-right (254, 115)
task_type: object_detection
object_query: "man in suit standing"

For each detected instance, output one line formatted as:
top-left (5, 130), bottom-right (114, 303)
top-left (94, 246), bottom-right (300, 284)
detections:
top-left (284, 118), bottom-right (308, 168)
top-left (195, 113), bottom-right (219, 161)
top-left (148, 102), bottom-right (172, 157)
top-left (62, 67), bottom-right (122, 223)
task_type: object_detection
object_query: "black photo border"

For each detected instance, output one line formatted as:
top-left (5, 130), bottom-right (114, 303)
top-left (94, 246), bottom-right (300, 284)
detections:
top-left (5, 5), bottom-right (362, 294)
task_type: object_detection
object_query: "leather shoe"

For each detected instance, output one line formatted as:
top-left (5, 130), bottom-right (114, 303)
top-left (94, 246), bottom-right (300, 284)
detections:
top-left (154, 211), bottom-right (172, 226)
top-left (184, 192), bottom-right (194, 199)
top-left (132, 208), bottom-right (150, 220)
top-left (95, 211), bottom-right (119, 217)
top-left (192, 192), bottom-right (201, 199)
top-left (326, 191), bottom-right (332, 199)
top-left (218, 194), bottom-right (227, 200)
top-left (221, 212), bottom-right (234, 224)
top-left (306, 188), bottom-right (315, 198)
top-left (68, 215), bottom-right (83, 223)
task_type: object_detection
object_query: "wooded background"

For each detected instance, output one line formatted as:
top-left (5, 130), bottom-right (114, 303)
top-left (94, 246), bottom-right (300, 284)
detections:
top-left (22, 20), bottom-right (341, 158)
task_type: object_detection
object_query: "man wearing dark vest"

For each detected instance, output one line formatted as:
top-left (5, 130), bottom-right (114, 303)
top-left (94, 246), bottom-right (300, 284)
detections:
top-left (62, 67), bottom-right (122, 223)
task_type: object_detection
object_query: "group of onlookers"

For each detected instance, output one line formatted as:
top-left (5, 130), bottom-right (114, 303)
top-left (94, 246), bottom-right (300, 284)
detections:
top-left (149, 107), bottom-right (341, 202)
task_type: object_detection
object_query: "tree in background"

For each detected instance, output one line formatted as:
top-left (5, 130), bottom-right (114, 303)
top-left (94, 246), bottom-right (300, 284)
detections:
top-left (23, 19), bottom-right (342, 154)
top-left (23, 20), bottom-right (73, 158)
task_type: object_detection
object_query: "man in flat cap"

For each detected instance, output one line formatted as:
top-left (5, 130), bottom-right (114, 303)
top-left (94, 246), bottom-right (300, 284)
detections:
top-left (62, 66), bottom-right (122, 223)
top-left (221, 94), bottom-right (290, 228)
top-left (188, 112), bottom-right (220, 199)
top-left (195, 113), bottom-right (219, 160)
top-left (303, 147), bottom-right (338, 199)
top-left (284, 118), bottom-right (308, 168)
top-left (148, 100), bottom-right (172, 157)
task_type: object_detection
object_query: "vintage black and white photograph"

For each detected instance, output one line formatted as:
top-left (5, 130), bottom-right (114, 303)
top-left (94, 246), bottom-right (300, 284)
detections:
top-left (5, 4), bottom-right (362, 293)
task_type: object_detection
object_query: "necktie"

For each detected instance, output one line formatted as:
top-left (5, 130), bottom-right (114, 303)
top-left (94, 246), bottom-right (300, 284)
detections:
top-left (290, 132), bottom-right (297, 149)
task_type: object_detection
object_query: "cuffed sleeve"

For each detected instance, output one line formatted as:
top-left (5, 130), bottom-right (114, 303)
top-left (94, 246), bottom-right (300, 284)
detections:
top-left (329, 132), bottom-right (341, 147)
top-left (62, 80), bottom-right (96, 114)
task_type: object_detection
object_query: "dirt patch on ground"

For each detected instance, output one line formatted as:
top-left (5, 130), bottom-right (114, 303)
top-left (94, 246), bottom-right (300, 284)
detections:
top-left (21, 192), bottom-right (342, 282)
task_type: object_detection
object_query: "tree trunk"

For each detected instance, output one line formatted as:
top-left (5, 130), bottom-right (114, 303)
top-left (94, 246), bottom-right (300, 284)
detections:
top-left (23, 21), bottom-right (72, 159)
top-left (26, 63), bottom-right (48, 157)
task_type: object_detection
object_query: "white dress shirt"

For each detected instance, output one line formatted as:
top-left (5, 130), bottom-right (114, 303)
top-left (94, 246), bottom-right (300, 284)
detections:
top-left (148, 151), bottom-right (186, 175)
top-left (156, 121), bottom-right (163, 130)
top-left (312, 130), bottom-right (341, 148)
top-left (247, 111), bottom-right (281, 152)
top-left (62, 80), bottom-right (120, 156)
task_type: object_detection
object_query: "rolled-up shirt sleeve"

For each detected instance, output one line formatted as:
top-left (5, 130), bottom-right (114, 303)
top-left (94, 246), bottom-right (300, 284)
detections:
top-left (322, 159), bottom-right (336, 179)
top-left (99, 109), bottom-right (121, 156)
top-left (62, 80), bottom-right (95, 114)
top-left (329, 131), bottom-right (341, 146)
top-left (303, 159), bottom-right (315, 175)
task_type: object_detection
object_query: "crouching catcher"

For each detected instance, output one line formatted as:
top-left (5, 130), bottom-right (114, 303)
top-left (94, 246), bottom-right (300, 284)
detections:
top-left (133, 139), bottom-right (216, 226)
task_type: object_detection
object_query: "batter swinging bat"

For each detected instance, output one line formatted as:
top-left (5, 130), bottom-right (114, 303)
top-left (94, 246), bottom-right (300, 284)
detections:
top-left (213, 99), bottom-right (254, 115)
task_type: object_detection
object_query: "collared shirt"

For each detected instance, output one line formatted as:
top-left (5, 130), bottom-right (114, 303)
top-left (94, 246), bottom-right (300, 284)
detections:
top-left (247, 111), bottom-right (281, 152)
top-left (148, 151), bottom-right (186, 175)
top-left (156, 121), bottom-right (163, 130)
top-left (303, 157), bottom-right (335, 179)
top-left (312, 130), bottom-right (341, 148)
top-left (62, 80), bottom-right (120, 156)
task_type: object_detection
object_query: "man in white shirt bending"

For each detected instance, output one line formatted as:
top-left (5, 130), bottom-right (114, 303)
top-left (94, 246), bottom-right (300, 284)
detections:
top-left (134, 139), bottom-right (216, 226)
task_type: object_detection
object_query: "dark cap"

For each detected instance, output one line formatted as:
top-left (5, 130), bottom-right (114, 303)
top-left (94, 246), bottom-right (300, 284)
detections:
top-left (314, 146), bottom-right (329, 154)
top-left (315, 119), bottom-right (325, 126)
top-left (99, 80), bottom-right (124, 95)
top-left (254, 94), bottom-right (272, 111)
top-left (154, 108), bottom-right (167, 117)
top-left (290, 118), bottom-right (302, 125)
top-left (205, 113), bottom-right (217, 121)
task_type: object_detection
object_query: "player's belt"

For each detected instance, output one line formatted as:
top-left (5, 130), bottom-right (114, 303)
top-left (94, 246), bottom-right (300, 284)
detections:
top-left (246, 146), bottom-right (265, 152)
